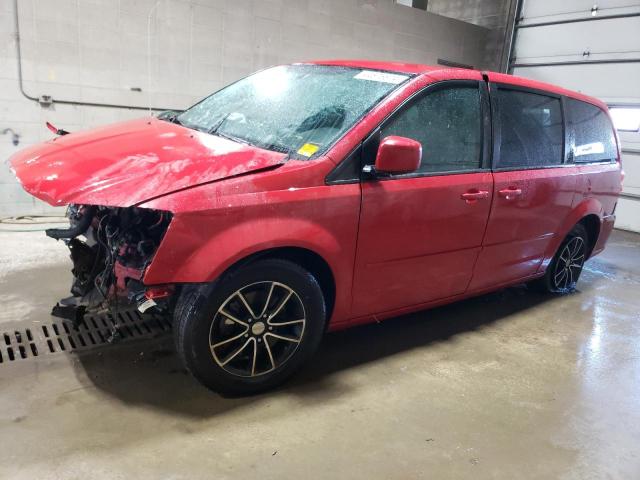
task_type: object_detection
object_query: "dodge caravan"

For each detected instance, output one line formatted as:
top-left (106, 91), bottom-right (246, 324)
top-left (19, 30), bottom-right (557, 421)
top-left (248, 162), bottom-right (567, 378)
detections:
top-left (9, 61), bottom-right (622, 395)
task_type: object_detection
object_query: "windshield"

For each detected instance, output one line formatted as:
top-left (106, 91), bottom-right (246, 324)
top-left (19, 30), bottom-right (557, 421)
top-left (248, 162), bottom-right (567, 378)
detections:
top-left (175, 65), bottom-right (410, 159)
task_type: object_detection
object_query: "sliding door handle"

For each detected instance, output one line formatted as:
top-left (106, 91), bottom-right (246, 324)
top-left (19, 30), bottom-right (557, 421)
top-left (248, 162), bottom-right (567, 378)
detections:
top-left (498, 187), bottom-right (522, 199)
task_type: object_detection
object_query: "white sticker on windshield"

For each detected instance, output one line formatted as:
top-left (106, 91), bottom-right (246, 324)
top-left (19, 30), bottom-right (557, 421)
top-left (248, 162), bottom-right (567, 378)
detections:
top-left (354, 70), bottom-right (408, 84)
top-left (575, 142), bottom-right (605, 157)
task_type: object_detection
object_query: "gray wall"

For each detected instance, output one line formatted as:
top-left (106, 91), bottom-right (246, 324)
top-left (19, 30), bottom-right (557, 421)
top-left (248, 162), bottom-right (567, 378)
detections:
top-left (428, 0), bottom-right (511, 28)
top-left (427, 0), bottom-right (513, 69)
top-left (0, 0), bottom-right (492, 216)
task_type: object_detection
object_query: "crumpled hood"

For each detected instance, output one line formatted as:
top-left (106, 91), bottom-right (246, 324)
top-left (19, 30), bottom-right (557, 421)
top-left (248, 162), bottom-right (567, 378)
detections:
top-left (8, 118), bottom-right (286, 207)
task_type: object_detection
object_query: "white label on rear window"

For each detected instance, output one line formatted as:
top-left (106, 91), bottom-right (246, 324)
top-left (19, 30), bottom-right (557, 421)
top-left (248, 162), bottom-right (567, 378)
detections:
top-left (354, 70), bottom-right (408, 84)
top-left (575, 142), bottom-right (605, 157)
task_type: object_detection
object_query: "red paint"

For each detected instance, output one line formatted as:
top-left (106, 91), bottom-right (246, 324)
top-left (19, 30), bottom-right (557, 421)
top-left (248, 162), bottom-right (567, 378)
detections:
top-left (8, 61), bottom-right (622, 330)
top-left (375, 136), bottom-right (422, 173)
top-left (9, 118), bottom-right (286, 207)
top-left (114, 261), bottom-right (143, 292)
top-left (45, 121), bottom-right (59, 134)
top-left (145, 285), bottom-right (175, 300)
top-left (484, 71), bottom-right (610, 111)
top-left (469, 167), bottom-right (580, 290)
top-left (352, 171), bottom-right (494, 317)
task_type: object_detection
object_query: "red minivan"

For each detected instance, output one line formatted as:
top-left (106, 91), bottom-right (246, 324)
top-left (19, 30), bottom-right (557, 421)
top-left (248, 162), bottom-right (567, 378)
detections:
top-left (10, 60), bottom-right (622, 395)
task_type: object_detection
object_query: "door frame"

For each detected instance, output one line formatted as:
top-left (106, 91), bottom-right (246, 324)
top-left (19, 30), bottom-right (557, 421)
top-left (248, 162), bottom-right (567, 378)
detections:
top-left (349, 79), bottom-right (496, 317)
top-left (324, 79), bottom-right (494, 185)
top-left (487, 81), bottom-right (570, 172)
top-left (360, 79), bottom-right (494, 177)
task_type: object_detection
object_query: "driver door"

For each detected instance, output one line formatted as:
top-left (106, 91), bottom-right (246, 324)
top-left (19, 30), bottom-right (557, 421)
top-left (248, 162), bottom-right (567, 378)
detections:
top-left (351, 80), bottom-right (494, 317)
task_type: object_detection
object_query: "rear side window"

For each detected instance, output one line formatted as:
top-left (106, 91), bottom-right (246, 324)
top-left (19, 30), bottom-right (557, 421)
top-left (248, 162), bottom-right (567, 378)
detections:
top-left (380, 85), bottom-right (482, 174)
top-left (496, 88), bottom-right (563, 169)
top-left (566, 98), bottom-right (617, 163)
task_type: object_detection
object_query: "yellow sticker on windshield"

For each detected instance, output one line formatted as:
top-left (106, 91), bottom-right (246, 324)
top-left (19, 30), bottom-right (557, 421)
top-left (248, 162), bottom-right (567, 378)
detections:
top-left (297, 143), bottom-right (320, 157)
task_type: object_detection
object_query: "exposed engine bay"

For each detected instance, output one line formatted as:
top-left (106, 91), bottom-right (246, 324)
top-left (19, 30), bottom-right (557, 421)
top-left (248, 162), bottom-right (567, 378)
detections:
top-left (47, 205), bottom-right (173, 333)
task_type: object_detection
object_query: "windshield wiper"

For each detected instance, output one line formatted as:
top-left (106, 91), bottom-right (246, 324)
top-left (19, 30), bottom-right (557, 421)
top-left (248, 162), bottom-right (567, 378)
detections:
top-left (259, 142), bottom-right (291, 155)
top-left (214, 129), bottom-right (251, 146)
top-left (208, 112), bottom-right (231, 135)
top-left (207, 113), bottom-right (254, 146)
top-left (207, 114), bottom-right (291, 159)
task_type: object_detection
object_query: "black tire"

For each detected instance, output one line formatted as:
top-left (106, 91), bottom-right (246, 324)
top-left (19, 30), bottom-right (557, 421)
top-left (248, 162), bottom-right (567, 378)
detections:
top-left (173, 258), bottom-right (326, 396)
top-left (529, 223), bottom-right (589, 293)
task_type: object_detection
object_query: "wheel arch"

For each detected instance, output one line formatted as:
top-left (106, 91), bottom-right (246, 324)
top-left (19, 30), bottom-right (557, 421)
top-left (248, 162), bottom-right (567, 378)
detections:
top-left (219, 246), bottom-right (337, 323)
top-left (578, 213), bottom-right (601, 259)
top-left (144, 210), bottom-right (357, 325)
top-left (539, 198), bottom-right (604, 272)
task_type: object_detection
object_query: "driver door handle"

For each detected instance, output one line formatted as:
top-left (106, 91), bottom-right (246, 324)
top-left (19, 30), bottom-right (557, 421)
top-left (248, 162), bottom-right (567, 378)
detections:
top-left (461, 190), bottom-right (489, 203)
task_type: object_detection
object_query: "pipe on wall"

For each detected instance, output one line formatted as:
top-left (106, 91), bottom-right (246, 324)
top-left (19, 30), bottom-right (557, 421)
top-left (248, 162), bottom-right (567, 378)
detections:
top-left (12, 0), bottom-right (176, 112)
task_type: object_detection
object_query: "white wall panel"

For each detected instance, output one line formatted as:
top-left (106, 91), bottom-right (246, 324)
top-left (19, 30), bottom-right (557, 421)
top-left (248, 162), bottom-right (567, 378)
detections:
top-left (521, 0), bottom-right (640, 24)
top-left (615, 196), bottom-right (640, 231)
top-left (512, 63), bottom-right (640, 104)
top-left (512, 0), bottom-right (640, 232)
top-left (515, 17), bottom-right (640, 62)
top-left (621, 151), bottom-right (640, 194)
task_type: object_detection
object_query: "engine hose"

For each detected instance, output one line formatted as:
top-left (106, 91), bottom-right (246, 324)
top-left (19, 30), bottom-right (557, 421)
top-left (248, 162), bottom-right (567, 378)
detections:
top-left (45, 207), bottom-right (96, 240)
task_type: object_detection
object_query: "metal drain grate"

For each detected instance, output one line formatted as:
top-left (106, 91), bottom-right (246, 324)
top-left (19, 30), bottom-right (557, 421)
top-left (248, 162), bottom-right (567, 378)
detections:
top-left (0, 310), bottom-right (171, 364)
top-left (0, 329), bottom-right (38, 362)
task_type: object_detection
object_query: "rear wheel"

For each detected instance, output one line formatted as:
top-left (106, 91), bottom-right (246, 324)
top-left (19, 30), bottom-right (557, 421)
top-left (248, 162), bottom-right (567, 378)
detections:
top-left (173, 259), bottom-right (326, 396)
top-left (529, 223), bottom-right (588, 293)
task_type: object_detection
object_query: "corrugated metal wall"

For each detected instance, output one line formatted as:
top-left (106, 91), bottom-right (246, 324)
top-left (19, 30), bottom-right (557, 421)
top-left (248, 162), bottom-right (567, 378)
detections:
top-left (510, 0), bottom-right (640, 232)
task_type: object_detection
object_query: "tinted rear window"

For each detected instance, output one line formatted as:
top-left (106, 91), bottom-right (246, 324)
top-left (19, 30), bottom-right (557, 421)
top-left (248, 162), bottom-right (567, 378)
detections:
top-left (566, 98), bottom-right (617, 163)
top-left (496, 88), bottom-right (563, 169)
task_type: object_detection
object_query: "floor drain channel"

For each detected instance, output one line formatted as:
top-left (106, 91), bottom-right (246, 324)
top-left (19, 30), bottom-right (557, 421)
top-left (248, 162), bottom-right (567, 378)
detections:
top-left (0, 310), bottom-right (171, 364)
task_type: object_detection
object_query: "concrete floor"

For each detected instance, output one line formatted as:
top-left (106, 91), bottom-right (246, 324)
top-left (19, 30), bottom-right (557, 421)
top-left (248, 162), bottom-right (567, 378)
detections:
top-left (0, 228), bottom-right (639, 480)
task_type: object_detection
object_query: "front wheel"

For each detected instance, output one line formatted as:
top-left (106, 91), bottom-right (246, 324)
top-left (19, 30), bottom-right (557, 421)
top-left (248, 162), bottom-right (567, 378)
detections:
top-left (173, 259), bottom-right (326, 396)
top-left (529, 223), bottom-right (589, 293)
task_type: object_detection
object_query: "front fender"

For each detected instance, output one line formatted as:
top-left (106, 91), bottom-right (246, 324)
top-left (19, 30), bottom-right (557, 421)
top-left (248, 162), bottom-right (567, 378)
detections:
top-left (145, 215), bottom-right (342, 283)
top-left (142, 182), bottom-right (361, 323)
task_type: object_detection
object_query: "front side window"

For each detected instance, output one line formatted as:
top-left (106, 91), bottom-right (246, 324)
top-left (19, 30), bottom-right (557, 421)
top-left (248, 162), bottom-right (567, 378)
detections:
top-left (496, 89), bottom-right (563, 169)
top-left (380, 85), bottom-right (483, 174)
top-left (174, 65), bottom-right (410, 158)
top-left (566, 98), bottom-right (617, 163)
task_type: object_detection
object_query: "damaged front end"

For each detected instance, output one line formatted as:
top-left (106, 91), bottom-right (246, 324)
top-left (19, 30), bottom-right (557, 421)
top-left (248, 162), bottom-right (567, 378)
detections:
top-left (48, 204), bottom-right (173, 330)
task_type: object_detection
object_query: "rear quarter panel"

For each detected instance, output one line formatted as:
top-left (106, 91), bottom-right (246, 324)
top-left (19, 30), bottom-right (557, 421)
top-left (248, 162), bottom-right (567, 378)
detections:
top-left (539, 161), bottom-right (621, 270)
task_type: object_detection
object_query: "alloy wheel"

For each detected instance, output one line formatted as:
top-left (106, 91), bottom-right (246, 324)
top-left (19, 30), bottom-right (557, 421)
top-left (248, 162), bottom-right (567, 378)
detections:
top-left (552, 236), bottom-right (586, 291)
top-left (209, 281), bottom-right (306, 377)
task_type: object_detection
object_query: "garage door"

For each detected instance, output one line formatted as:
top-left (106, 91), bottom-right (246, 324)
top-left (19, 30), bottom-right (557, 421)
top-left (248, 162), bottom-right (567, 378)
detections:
top-left (509, 0), bottom-right (640, 232)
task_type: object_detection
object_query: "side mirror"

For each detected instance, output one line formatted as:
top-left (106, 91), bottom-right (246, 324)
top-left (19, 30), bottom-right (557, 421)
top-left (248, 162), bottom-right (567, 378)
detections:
top-left (374, 136), bottom-right (422, 174)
